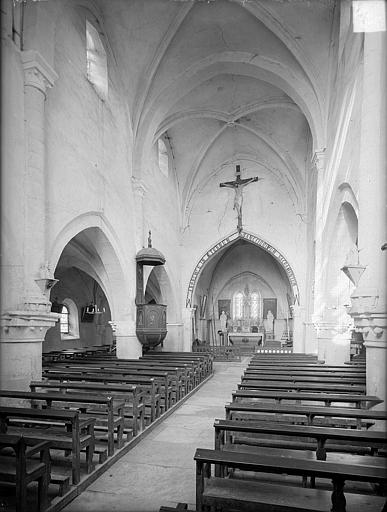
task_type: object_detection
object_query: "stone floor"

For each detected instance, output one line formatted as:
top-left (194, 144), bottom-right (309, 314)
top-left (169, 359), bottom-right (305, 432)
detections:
top-left (63, 358), bottom-right (250, 512)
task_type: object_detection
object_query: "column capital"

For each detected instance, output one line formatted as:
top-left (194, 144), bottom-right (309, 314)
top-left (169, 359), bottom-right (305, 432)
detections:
top-left (131, 177), bottom-right (147, 198)
top-left (349, 285), bottom-right (386, 342)
top-left (1, 310), bottom-right (60, 342)
top-left (21, 50), bottom-right (58, 96)
top-left (313, 320), bottom-right (352, 337)
top-left (311, 149), bottom-right (326, 172)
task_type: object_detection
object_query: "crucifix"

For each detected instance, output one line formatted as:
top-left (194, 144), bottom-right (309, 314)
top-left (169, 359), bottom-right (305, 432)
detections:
top-left (220, 165), bottom-right (261, 233)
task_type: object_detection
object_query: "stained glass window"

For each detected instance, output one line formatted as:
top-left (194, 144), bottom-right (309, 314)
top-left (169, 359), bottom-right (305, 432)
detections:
top-left (60, 305), bottom-right (70, 334)
top-left (233, 292), bottom-right (243, 319)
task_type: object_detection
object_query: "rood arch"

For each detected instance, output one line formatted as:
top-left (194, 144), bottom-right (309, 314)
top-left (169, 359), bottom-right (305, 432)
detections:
top-left (186, 230), bottom-right (299, 308)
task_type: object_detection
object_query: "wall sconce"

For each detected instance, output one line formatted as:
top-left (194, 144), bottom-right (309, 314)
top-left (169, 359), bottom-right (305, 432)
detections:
top-left (340, 264), bottom-right (366, 286)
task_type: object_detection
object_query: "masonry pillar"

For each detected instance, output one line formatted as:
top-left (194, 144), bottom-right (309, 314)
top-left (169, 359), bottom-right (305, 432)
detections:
top-left (349, 31), bottom-right (386, 410)
top-left (165, 323), bottom-right (184, 351)
top-left (113, 319), bottom-right (142, 359)
top-left (0, 50), bottom-right (59, 390)
top-left (182, 307), bottom-right (195, 352)
top-left (132, 178), bottom-right (147, 250)
top-left (291, 304), bottom-right (306, 353)
top-left (314, 322), bottom-right (351, 365)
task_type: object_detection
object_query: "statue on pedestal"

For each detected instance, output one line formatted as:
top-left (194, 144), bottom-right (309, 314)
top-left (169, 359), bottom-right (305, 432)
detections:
top-left (220, 310), bottom-right (228, 332)
top-left (264, 309), bottom-right (274, 333)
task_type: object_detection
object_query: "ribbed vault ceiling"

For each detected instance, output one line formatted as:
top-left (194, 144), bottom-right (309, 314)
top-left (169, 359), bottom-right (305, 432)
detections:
top-left (101, 0), bottom-right (334, 220)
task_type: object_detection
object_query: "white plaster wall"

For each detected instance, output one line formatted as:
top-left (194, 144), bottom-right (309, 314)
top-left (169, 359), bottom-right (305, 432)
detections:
top-left (181, 161), bottom-right (307, 309)
top-left (316, 22), bottom-right (363, 320)
top-left (0, 36), bottom-right (26, 311)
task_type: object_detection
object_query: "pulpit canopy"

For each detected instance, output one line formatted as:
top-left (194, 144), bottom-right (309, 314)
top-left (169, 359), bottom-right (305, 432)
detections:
top-left (136, 232), bottom-right (165, 266)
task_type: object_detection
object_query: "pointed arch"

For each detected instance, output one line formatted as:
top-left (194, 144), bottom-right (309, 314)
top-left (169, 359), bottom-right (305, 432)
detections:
top-left (186, 230), bottom-right (299, 308)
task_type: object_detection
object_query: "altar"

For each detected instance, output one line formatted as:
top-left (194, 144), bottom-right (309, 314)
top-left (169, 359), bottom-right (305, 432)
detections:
top-left (228, 332), bottom-right (264, 353)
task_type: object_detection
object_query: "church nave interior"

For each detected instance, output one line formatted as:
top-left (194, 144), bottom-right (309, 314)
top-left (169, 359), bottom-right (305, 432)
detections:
top-left (0, 0), bottom-right (386, 510)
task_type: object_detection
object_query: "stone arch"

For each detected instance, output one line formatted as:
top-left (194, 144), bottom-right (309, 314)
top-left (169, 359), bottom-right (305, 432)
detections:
top-left (49, 212), bottom-right (131, 321)
top-left (134, 54), bottom-right (324, 181)
top-left (186, 229), bottom-right (299, 308)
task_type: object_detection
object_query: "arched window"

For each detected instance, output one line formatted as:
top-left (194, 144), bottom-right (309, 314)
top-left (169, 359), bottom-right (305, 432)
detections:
top-left (233, 292), bottom-right (243, 320)
top-left (158, 138), bottom-right (169, 177)
top-left (60, 298), bottom-right (80, 340)
top-left (250, 292), bottom-right (260, 319)
top-left (59, 305), bottom-right (70, 334)
top-left (86, 19), bottom-right (108, 100)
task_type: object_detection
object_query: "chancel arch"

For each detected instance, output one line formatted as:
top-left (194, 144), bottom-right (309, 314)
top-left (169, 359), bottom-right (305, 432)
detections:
top-left (188, 232), bottom-right (298, 346)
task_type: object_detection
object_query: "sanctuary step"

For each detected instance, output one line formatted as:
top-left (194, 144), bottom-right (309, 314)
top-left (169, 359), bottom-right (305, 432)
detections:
top-left (262, 340), bottom-right (282, 350)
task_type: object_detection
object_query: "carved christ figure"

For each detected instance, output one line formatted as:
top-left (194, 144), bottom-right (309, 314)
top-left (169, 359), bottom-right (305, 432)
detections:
top-left (220, 165), bottom-right (261, 232)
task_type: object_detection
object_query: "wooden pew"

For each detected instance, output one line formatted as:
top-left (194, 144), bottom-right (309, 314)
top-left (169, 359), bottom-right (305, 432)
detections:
top-left (66, 358), bottom-right (189, 400)
top-left (246, 364), bottom-right (366, 374)
top-left (0, 406), bottom-right (95, 484)
top-left (159, 504), bottom-right (194, 512)
top-left (231, 389), bottom-right (383, 409)
top-left (0, 390), bottom-right (125, 457)
top-left (73, 354), bottom-right (202, 394)
top-left (139, 357), bottom-right (202, 388)
top-left (141, 354), bottom-right (208, 384)
top-left (194, 447), bottom-right (387, 512)
top-left (244, 369), bottom-right (366, 380)
top-left (41, 370), bottom-right (160, 424)
top-left (213, 419), bottom-right (387, 458)
top-left (48, 360), bottom-right (185, 404)
top-left (238, 380), bottom-right (366, 394)
top-left (224, 401), bottom-right (386, 429)
top-left (130, 359), bottom-right (195, 394)
top-left (241, 373), bottom-right (366, 385)
top-left (30, 381), bottom-right (145, 436)
top-left (248, 361), bottom-right (358, 368)
top-left (44, 364), bottom-right (174, 412)
top-left (0, 434), bottom-right (51, 512)
top-left (146, 352), bottom-right (214, 374)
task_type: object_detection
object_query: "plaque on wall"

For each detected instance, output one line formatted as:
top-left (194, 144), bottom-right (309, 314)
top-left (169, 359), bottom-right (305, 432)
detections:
top-left (218, 299), bottom-right (231, 319)
top-left (263, 298), bottom-right (277, 319)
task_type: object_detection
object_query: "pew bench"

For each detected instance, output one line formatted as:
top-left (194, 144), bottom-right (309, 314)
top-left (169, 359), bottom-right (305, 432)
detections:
top-left (98, 362), bottom-right (184, 403)
top-left (44, 364), bottom-right (174, 413)
top-left (247, 364), bottom-right (366, 374)
top-left (41, 371), bottom-right (160, 424)
top-left (214, 419), bottom-right (387, 460)
top-left (159, 504), bottom-right (194, 512)
top-left (140, 356), bottom-right (204, 387)
top-left (238, 380), bottom-right (366, 394)
top-left (241, 373), bottom-right (366, 385)
top-left (194, 448), bottom-right (387, 512)
top-left (0, 390), bottom-right (125, 457)
top-left (0, 406), bottom-right (95, 484)
top-left (0, 434), bottom-right (51, 512)
top-left (66, 358), bottom-right (187, 401)
top-left (30, 381), bottom-right (144, 437)
top-left (244, 369), bottom-right (366, 383)
top-left (128, 359), bottom-right (193, 395)
top-left (231, 390), bottom-right (382, 409)
top-left (144, 351), bottom-right (213, 373)
top-left (225, 402), bottom-right (386, 429)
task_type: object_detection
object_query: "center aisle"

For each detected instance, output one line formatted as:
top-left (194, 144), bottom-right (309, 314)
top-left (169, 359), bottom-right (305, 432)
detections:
top-left (64, 357), bottom-right (249, 512)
